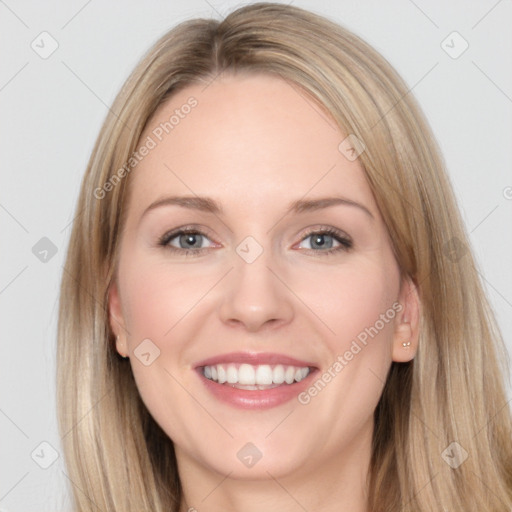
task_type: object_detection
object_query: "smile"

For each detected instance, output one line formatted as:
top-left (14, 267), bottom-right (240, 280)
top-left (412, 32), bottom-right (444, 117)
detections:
top-left (194, 352), bottom-right (318, 409)
top-left (202, 363), bottom-right (310, 389)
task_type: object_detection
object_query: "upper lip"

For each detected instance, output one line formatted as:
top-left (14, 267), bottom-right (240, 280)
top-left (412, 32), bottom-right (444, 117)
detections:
top-left (194, 351), bottom-right (317, 369)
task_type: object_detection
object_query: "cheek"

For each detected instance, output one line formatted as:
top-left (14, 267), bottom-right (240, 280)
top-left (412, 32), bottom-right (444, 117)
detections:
top-left (119, 257), bottom-right (207, 342)
top-left (118, 259), bottom-right (209, 443)
top-left (297, 259), bottom-right (399, 355)
top-left (292, 262), bottom-right (399, 438)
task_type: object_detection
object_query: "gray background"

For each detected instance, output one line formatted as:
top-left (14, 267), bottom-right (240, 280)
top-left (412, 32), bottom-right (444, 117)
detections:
top-left (1, 1), bottom-right (511, 510)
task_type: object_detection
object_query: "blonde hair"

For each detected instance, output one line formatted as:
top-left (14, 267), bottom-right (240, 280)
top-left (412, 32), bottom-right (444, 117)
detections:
top-left (57, 3), bottom-right (512, 510)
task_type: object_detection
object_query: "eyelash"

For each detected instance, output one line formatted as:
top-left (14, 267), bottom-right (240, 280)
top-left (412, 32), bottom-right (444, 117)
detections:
top-left (157, 225), bottom-right (353, 257)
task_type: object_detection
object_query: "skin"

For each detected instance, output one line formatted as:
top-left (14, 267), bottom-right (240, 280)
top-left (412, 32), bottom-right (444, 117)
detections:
top-left (108, 72), bottom-right (420, 512)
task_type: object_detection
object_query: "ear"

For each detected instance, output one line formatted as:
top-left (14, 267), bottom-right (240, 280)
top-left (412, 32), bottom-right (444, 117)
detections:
top-left (108, 280), bottom-right (129, 358)
top-left (392, 276), bottom-right (420, 363)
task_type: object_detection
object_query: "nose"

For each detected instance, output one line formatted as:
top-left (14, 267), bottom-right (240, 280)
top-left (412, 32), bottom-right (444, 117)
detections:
top-left (218, 249), bottom-right (295, 333)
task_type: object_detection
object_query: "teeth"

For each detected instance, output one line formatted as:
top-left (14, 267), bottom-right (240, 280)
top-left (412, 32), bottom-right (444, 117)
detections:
top-left (202, 363), bottom-right (311, 386)
top-left (284, 366), bottom-right (295, 384)
top-left (239, 364), bottom-right (255, 385)
top-left (226, 365), bottom-right (238, 384)
top-left (255, 365), bottom-right (273, 385)
top-left (273, 365), bottom-right (285, 384)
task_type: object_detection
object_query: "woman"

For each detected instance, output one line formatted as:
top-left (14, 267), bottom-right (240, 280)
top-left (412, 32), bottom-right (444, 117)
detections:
top-left (57, 3), bottom-right (512, 510)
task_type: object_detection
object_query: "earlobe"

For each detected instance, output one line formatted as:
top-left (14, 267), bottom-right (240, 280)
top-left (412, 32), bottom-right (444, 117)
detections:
top-left (392, 277), bottom-right (420, 363)
top-left (115, 335), bottom-right (129, 359)
top-left (108, 281), bottom-right (129, 358)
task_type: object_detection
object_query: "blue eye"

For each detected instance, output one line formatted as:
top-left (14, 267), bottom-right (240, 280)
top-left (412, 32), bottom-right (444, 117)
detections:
top-left (297, 228), bottom-right (353, 254)
top-left (158, 228), bottom-right (213, 256)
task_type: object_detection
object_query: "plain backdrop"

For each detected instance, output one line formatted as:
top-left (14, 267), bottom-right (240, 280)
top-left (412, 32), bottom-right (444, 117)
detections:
top-left (1, 1), bottom-right (511, 510)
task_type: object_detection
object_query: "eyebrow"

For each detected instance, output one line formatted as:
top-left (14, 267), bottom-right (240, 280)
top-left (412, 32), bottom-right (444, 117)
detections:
top-left (141, 195), bottom-right (374, 220)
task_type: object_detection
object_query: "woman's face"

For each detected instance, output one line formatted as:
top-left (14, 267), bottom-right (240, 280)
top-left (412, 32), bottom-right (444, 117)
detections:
top-left (109, 72), bottom-right (418, 482)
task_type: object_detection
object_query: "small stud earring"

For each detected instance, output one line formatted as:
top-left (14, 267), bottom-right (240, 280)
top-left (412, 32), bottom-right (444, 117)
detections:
top-left (402, 341), bottom-right (411, 347)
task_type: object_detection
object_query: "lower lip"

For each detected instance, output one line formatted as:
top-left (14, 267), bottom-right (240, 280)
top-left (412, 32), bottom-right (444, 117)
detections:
top-left (196, 368), bottom-right (317, 409)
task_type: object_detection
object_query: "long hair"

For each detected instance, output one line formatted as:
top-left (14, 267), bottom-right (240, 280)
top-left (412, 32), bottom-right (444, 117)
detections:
top-left (57, 3), bottom-right (512, 510)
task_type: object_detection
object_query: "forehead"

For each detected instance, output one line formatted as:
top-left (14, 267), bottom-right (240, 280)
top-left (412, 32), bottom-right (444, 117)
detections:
top-left (127, 72), bottom-right (374, 217)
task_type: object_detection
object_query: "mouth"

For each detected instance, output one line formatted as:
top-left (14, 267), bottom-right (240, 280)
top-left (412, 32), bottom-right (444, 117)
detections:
top-left (200, 363), bottom-right (311, 390)
top-left (194, 352), bottom-right (318, 409)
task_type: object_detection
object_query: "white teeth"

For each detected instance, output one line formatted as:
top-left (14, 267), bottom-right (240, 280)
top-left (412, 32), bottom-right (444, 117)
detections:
top-left (284, 366), bottom-right (295, 384)
top-left (255, 365), bottom-right (273, 385)
top-left (202, 363), bottom-right (311, 386)
top-left (273, 365), bottom-right (285, 384)
top-left (238, 364), bottom-right (255, 385)
top-left (217, 365), bottom-right (227, 384)
top-left (226, 365), bottom-right (238, 384)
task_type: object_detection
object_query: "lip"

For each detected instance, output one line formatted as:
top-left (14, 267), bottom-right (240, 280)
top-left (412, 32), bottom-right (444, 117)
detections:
top-left (194, 351), bottom-right (317, 368)
top-left (194, 351), bottom-right (318, 410)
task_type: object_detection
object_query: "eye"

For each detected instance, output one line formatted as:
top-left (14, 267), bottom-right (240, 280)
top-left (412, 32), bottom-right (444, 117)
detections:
top-left (157, 225), bottom-right (353, 257)
top-left (296, 227), bottom-right (353, 255)
top-left (158, 226), bottom-right (215, 256)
